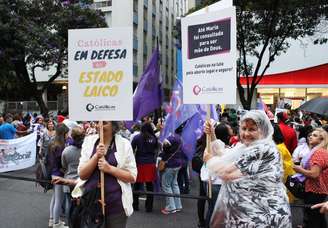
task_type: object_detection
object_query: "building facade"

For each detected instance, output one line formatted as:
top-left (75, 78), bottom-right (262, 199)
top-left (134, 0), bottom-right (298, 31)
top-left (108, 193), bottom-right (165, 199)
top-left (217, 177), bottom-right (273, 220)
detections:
top-left (93, 0), bottom-right (189, 91)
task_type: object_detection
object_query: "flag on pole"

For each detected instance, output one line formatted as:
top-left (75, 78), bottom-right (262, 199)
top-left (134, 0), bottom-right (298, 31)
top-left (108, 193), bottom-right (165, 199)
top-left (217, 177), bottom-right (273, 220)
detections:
top-left (133, 47), bottom-right (162, 121)
top-left (181, 112), bottom-right (204, 160)
top-left (160, 79), bottom-right (198, 141)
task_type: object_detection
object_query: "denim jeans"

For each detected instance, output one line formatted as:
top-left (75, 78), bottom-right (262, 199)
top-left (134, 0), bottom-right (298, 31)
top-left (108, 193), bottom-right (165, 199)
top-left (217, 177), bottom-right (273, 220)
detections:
top-left (161, 167), bottom-right (182, 211)
top-left (64, 192), bottom-right (71, 225)
top-left (50, 184), bottom-right (64, 224)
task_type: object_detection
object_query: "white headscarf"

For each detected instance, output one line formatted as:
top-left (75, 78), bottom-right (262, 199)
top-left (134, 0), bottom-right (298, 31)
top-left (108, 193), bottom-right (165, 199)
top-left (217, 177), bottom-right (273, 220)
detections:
top-left (240, 110), bottom-right (274, 142)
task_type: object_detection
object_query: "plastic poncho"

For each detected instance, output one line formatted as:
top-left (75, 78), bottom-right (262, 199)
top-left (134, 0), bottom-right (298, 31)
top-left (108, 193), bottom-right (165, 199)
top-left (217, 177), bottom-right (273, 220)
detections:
top-left (207, 110), bottom-right (292, 228)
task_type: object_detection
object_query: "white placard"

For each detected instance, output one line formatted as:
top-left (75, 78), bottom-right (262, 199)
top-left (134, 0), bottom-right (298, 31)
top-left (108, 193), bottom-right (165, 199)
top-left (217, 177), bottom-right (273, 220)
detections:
top-left (0, 133), bottom-right (36, 173)
top-left (188, 0), bottom-right (232, 16)
top-left (181, 7), bottom-right (237, 104)
top-left (68, 28), bottom-right (133, 121)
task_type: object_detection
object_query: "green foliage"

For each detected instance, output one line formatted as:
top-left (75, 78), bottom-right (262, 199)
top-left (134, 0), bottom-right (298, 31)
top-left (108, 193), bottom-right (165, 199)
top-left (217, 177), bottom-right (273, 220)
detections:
top-left (186, 0), bottom-right (328, 109)
top-left (0, 0), bottom-right (107, 113)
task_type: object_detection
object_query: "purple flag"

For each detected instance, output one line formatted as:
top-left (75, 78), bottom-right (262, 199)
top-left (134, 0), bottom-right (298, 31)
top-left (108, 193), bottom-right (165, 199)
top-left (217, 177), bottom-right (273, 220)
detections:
top-left (160, 79), bottom-right (198, 141)
top-left (133, 48), bottom-right (161, 121)
top-left (181, 112), bottom-right (204, 160)
top-left (197, 104), bottom-right (219, 121)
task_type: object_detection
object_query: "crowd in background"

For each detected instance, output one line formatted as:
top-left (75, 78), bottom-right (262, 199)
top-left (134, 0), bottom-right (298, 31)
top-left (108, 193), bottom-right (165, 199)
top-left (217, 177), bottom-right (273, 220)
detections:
top-left (0, 106), bottom-right (327, 228)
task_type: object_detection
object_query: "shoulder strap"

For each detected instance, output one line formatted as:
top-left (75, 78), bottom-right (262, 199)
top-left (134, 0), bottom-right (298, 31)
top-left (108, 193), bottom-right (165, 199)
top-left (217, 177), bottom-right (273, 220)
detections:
top-left (165, 144), bottom-right (181, 163)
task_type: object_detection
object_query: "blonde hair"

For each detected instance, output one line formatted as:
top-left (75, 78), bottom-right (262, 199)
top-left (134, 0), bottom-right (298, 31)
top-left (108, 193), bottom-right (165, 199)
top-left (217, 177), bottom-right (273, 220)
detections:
top-left (313, 128), bottom-right (328, 150)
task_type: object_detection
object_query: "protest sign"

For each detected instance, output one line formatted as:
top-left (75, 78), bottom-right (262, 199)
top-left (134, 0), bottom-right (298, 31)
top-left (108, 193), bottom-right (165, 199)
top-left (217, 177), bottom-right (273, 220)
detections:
top-left (0, 133), bottom-right (36, 173)
top-left (68, 27), bottom-right (133, 121)
top-left (181, 7), bottom-right (236, 104)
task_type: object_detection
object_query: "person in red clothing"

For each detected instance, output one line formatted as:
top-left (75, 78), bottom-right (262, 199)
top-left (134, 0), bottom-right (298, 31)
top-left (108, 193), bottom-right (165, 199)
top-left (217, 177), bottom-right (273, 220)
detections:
top-left (277, 112), bottom-right (298, 153)
top-left (294, 128), bottom-right (328, 228)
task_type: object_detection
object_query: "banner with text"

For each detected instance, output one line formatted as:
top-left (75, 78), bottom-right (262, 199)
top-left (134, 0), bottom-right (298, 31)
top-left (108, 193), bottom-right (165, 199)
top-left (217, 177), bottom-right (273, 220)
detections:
top-left (68, 28), bottom-right (133, 121)
top-left (181, 7), bottom-right (236, 104)
top-left (0, 133), bottom-right (36, 173)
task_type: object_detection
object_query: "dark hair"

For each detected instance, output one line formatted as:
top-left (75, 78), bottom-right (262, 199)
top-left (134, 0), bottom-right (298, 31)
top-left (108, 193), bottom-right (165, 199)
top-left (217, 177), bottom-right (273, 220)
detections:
top-left (215, 123), bottom-right (230, 145)
top-left (71, 127), bottom-right (85, 148)
top-left (140, 122), bottom-right (158, 146)
top-left (112, 121), bottom-right (120, 134)
top-left (50, 123), bottom-right (69, 151)
top-left (102, 121), bottom-right (120, 135)
top-left (46, 119), bottom-right (56, 130)
top-left (272, 124), bottom-right (284, 144)
top-left (141, 122), bottom-right (155, 137)
top-left (276, 112), bottom-right (284, 121)
top-left (298, 125), bottom-right (313, 140)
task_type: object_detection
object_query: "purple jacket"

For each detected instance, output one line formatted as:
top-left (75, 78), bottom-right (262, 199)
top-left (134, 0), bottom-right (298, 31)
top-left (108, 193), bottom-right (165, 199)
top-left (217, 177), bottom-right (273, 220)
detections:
top-left (160, 134), bottom-right (183, 168)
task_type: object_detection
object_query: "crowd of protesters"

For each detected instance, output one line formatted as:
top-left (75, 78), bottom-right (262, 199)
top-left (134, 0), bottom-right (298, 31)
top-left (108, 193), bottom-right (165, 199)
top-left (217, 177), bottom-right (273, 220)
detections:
top-left (0, 105), bottom-right (328, 228)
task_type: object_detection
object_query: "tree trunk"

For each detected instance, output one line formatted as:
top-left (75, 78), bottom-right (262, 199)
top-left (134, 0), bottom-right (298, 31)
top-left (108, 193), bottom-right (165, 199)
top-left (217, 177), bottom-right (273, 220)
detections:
top-left (237, 80), bottom-right (252, 110)
top-left (34, 90), bottom-right (49, 117)
top-left (13, 59), bottom-right (49, 116)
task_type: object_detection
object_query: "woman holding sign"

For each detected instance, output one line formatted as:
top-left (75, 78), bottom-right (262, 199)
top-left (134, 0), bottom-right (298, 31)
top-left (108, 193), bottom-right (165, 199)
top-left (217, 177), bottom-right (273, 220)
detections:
top-left (203, 110), bottom-right (291, 228)
top-left (78, 121), bottom-right (137, 228)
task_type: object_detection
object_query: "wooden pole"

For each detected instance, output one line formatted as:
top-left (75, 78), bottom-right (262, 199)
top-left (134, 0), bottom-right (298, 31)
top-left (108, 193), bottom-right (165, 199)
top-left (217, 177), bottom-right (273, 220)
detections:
top-left (99, 121), bottom-right (106, 215)
top-left (206, 104), bottom-right (212, 199)
top-left (203, 5), bottom-right (212, 199)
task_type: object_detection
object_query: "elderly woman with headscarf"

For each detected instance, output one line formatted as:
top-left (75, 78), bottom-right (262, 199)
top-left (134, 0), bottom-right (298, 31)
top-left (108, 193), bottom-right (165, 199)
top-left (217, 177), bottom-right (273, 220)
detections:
top-left (203, 110), bottom-right (291, 228)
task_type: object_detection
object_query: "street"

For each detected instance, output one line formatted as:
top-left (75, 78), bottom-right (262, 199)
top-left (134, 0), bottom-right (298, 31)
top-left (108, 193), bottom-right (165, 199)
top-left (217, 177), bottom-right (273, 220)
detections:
top-left (0, 167), bottom-right (199, 228)
top-left (0, 166), bottom-right (309, 228)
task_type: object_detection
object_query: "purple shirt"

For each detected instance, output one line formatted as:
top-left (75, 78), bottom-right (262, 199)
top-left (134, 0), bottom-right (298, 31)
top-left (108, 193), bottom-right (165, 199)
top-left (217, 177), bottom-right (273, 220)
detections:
top-left (84, 138), bottom-right (124, 215)
top-left (160, 134), bottom-right (183, 168)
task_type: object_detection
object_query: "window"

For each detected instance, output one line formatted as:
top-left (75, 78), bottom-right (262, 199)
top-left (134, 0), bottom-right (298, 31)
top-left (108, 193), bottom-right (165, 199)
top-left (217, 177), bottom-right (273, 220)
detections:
top-left (93, 0), bottom-right (112, 8)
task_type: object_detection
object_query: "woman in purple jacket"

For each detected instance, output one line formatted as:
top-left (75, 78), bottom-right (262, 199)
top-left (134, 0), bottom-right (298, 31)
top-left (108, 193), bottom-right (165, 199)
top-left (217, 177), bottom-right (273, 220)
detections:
top-left (131, 122), bottom-right (159, 212)
top-left (160, 133), bottom-right (183, 214)
top-left (48, 123), bottom-right (69, 228)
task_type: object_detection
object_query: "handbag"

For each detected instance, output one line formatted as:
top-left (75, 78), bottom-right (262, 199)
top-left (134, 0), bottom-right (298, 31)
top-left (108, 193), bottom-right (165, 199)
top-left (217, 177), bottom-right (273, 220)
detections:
top-left (69, 187), bottom-right (106, 228)
top-left (285, 175), bottom-right (305, 199)
top-left (158, 160), bottom-right (166, 172)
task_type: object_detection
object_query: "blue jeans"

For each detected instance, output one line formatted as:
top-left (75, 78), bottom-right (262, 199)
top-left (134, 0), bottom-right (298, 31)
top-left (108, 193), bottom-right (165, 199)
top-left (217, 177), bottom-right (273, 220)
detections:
top-left (161, 167), bottom-right (182, 211)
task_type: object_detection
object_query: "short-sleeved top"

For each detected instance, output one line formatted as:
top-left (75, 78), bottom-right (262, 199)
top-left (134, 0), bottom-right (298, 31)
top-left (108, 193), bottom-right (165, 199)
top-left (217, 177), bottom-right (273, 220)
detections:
top-left (38, 130), bottom-right (55, 158)
top-left (84, 138), bottom-right (124, 215)
top-left (0, 123), bottom-right (16, 139)
top-left (305, 148), bottom-right (328, 194)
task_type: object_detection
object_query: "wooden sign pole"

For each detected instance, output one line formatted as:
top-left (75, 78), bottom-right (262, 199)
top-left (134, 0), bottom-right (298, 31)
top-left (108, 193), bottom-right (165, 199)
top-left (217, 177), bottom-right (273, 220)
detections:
top-left (206, 104), bottom-right (212, 199)
top-left (99, 121), bottom-right (106, 215)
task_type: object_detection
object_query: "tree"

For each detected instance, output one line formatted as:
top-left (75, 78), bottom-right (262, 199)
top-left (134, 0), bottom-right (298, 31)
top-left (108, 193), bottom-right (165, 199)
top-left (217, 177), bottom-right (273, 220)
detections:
top-left (186, 0), bottom-right (328, 110)
top-left (0, 0), bottom-right (107, 115)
